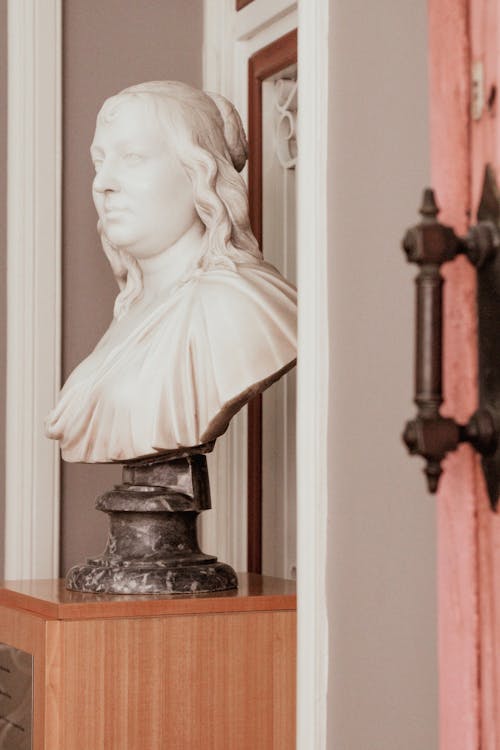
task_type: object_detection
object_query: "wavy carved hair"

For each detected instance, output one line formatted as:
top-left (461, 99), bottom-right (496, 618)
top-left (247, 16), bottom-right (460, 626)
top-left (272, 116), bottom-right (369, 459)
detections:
top-left (96, 81), bottom-right (261, 319)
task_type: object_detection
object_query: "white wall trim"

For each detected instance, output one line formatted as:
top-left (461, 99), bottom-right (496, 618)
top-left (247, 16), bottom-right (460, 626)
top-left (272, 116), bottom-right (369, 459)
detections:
top-left (202, 0), bottom-right (247, 569)
top-left (202, 0), bottom-right (297, 571)
top-left (296, 0), bottom-right (330, 747)
top-left (234, 0), bottom-right (296, 40)
top-left (5, 0), bottom-right (62, 579)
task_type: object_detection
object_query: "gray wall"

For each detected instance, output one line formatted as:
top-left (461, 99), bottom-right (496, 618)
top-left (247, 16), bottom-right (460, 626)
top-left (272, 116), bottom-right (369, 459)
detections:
top-left (326, 1), bottom-right (437, 748)
top-left (0, 0), bottom-right (7, 579)
top-left (62, 0), bottom-right (203, 572)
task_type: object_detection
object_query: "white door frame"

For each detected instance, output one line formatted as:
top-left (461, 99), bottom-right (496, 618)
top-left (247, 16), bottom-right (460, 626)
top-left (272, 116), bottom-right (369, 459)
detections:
top-left (5, 0), bottom-right (62, 580)
top-left (204, 1), bottom-right (330, 747)
top-left (296, 2), bottom-right (330, 747)
top-left (202, 0), bottom-right (299, 571)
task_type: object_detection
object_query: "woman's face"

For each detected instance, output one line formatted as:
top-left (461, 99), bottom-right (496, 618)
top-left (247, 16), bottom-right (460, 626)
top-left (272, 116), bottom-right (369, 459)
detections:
top-left (91, 96), bottom-right (198, 259)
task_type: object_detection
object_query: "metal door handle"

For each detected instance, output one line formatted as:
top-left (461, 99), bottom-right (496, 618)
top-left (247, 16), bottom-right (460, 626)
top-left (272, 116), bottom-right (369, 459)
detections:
top-left (402, 166), bottom-right (500, 508)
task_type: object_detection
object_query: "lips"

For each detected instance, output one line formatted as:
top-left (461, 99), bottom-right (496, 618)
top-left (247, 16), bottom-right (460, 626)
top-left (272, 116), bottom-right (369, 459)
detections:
top-left (104, 206), bottom-right (128, 219)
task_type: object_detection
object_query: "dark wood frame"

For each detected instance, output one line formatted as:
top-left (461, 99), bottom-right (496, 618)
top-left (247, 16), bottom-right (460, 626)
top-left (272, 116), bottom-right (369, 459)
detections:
top-left (247, 28), bottom-right (298, 573)
top-left (236, 0), bottom-right (255, 10)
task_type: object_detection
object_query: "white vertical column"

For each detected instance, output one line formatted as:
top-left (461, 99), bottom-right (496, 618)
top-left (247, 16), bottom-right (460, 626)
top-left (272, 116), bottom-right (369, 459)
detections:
top-left (6, 0), bottom-right (62, 579)
top-left (296, 0), bottom-right (330, 747)
top-left (201, 0), bottom-right (248, 572)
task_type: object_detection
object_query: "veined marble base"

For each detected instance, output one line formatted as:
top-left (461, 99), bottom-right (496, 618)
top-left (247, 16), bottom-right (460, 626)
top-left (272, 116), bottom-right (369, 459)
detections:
top-left (65, 449), bottom-right (238, 595)
top-left (66, 559), bottom-right (238, 595)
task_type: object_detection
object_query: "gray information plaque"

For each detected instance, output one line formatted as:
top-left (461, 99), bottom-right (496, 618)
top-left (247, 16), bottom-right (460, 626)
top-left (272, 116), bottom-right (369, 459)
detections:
top-left (0, 643), bottom-right (33, 750)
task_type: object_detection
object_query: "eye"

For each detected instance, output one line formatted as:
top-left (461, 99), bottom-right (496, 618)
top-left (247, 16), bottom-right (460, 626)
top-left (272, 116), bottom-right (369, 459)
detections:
top-left (93, 159), bottom-right (103, 173)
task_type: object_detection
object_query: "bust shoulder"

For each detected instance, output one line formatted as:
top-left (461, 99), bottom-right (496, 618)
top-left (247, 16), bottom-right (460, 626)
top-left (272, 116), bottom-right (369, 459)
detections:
top-left (190, 261), bottom-right (296, 326)
top-left (185, 261), bottom-right (296, 421)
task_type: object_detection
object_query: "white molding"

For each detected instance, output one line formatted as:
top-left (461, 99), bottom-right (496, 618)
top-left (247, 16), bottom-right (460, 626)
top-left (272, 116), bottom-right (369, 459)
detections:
top-left (296, 0), bottom-right (330, 748)
top-left (261, 76), bottom-right (297, 578)
top-left (232, 7), bottom-right (297, 134)
top-left (202, 0), bottom-right (235, 100)
top-left (273, 77), bottom-right (298, 169)
top-left (201, 0), bottom-right (297, 570)
top-left (202, 0), bottom-right (247, 568)
top-left (205, 411), bottom-right (248, 572)
top-left (235, 0), bottom-right (296, 40)
top-left (201, 0), bottom-right (298, 571)
top-left (5, 0), bottom-right (62, 579)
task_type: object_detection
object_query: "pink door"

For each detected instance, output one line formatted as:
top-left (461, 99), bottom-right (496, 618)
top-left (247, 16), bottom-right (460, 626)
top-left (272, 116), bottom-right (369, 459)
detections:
top-left (429, 1), bottom-right (500, 747)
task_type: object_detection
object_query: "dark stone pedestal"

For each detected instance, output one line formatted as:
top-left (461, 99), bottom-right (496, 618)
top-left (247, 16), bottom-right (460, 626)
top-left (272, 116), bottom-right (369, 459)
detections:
top-left (66, 449), bottom-right (238, 595)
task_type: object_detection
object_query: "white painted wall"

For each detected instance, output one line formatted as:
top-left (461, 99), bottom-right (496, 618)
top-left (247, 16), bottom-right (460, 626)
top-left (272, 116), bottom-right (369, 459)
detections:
top-left (326, 0), bottom-right (436, 748)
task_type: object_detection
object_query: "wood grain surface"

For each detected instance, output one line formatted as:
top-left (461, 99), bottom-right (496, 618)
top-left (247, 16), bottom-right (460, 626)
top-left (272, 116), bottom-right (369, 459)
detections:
top-left (0, 576), bottom-right (296, 748)
top-left (468, 2), bottom-right (500, 747)
top-left (0, 573), bottom-right (296, 620)
top-left (428, 1), bottom-right (485, 748)
top-left (53, 610), bottom-right (295, 749)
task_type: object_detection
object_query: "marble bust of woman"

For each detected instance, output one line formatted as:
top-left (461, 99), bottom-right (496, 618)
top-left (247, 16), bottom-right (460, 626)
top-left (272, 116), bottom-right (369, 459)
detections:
top-left (46, 81), bottom-right (297, 463)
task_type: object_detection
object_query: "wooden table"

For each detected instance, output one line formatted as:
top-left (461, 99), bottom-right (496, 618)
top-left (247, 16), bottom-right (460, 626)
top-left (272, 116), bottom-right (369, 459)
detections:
top-left (0, 574), bottom-right (296, 749)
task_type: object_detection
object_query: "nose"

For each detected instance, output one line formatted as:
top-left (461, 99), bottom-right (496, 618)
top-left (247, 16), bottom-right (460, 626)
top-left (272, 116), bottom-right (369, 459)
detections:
top-left (92, 158), bottom-right (121, 194)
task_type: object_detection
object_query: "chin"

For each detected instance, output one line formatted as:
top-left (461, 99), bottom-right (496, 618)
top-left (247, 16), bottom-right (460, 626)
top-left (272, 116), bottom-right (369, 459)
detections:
top-left (104, 227), bottom-right (142, 250)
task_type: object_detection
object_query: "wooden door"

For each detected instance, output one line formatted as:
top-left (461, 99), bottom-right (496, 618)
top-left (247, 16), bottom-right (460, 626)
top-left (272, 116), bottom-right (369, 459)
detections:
top-left (429, 1), bottom-right (500, 747)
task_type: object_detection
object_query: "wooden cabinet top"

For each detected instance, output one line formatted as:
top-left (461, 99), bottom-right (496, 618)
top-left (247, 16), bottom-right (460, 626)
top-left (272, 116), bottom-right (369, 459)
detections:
top-left (0, 573), bottom-right (296, 621)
